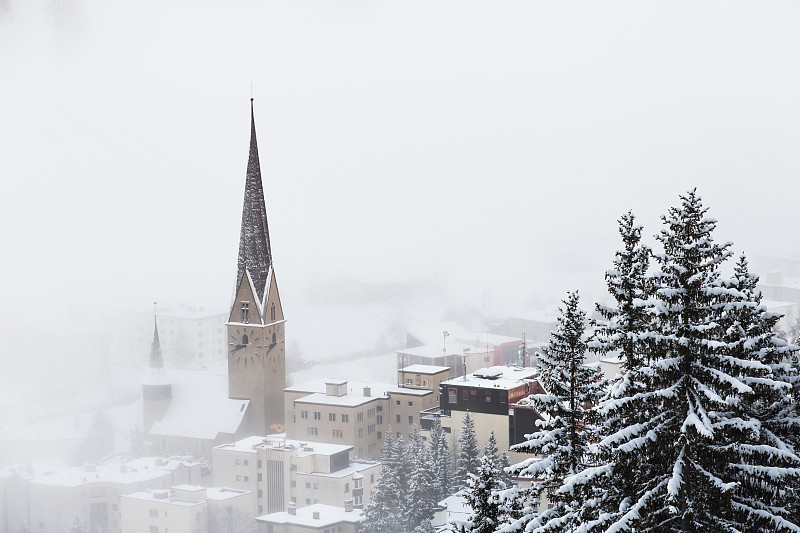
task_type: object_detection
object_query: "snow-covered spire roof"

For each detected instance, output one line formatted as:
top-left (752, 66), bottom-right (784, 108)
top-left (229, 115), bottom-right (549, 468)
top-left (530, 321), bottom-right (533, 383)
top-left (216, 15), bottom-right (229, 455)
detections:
top-left (149, 315), bottom-right (164, 370)
top-left (235, 98), bottom-right (273, 304)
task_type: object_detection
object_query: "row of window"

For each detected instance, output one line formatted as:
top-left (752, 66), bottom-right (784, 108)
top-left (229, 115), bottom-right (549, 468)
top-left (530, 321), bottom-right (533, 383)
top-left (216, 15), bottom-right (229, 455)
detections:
top-left (447, 388), bottom-right (498, 404)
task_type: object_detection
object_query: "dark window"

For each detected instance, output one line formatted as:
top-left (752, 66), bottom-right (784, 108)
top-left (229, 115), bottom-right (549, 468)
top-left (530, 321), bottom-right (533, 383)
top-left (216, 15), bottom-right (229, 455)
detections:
top-left (241, 302), bottom-right (250, 323)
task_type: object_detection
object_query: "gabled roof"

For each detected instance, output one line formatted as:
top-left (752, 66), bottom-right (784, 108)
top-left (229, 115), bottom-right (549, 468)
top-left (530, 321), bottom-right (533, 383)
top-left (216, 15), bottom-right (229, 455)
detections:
top-left (235, 99), bottom-right (273, 304)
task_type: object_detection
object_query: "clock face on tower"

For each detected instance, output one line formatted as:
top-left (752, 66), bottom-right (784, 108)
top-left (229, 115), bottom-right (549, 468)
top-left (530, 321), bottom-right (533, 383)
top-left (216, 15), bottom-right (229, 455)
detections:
top-left (229, 327), bottom-right (262, 366)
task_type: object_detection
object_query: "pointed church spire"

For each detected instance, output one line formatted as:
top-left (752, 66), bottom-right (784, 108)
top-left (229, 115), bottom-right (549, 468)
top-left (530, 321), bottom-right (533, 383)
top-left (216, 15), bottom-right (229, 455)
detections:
top-left (236, 98), bottom-right (273, 303)
top-left (149, 311), bottom-right (164, 370)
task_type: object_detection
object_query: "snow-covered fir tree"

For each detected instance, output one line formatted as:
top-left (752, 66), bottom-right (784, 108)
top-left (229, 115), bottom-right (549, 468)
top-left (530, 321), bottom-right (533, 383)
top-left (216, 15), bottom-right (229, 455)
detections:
top-left (363, 429), bottom-right (406, 533)
top-left (406, 426), bottom-right (438, 529)
top-left (573, 190), bottom-right (800, 532)
top-left (505, 290), bottom-right (606, 532)
top-left (17, 521), bottom-right (31, 533)
top-left (455, 411), bottom-right (480, 491)
top-left (579, 210), bottom-right (657, 526)
top-left (430, 416), bottom-right (452, 501)
top-left (68, 515), bottom-right (85, 533)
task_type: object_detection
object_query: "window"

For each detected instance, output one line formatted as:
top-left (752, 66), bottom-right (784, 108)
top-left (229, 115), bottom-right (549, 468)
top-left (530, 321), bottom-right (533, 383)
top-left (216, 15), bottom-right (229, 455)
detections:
top-left (244, 475), bottom-right (249, 482)
top-left (354, 495), bottom-right (363, 505)
top-left (396, 414), bottom-right (401, 424)
top-left (342, 414), bottom-right (349, 423)
top-left (291, 480), bottom-right (296, 487)
top-left (370, 474), bottom-right (375, 483)
top-left (301, 410), bottom-right (308, 419)
top-left (406, 378), bottom-right (413, 384)
top-left (258, 489), bottom-right (263, 497)
top-left (270, 303), bottom-right (276, 321)
top-left (358, 447), bottom-right (363, 456)
top-left (377, 415), bottom-right (383, 424)
top-left (150, 527), bottom-right (158, 533)
top-left (241, 302), bottom-right (250, 323)
top-left (408, 416), bottom-right (413, 424)
top-left (344, 483), bottom-right (349, 492)
top-left (368, 443), bottom-right (376, 454)
top-left (408, 401), bottom-right (413, 407)
top-left (236, 458), bottom-right (241, 465)
top-left (308, 427), bottom-right (318, 436)
top-left (306, 482), bottom-right (311, 488)
top-left (376, 405), bottom-right (382, 412)
top-left (314, 411), bottom-right (321, 421)
top-left (354, 477), bottom-right (363, 489)
top-left (150, 510), bottom-right (158, 518)
top-left (448, 390), bottom-right (457, 404)
top-left (329, 412), bottom-right (336, 422)
top-left (485, 392), bottom-right (492, 403)
top-left (291, 465), bottom-right (298, 471)
top-left (377, 431), bottom-right (382, 440)
top-left (462, 390), bottom-right (469, 400)
top-left (368, 423), bottom-right (376, 434)
top-left (258, 460), bottom-right (263, 469)
top-left (332, 429), bottom-right (343, 438)
top-left (357, 412), bottom-right (364, 422)
top-left (243, 459), bottom-right (249, 466)
top-left (314, 483), bottom-right (319, 489)
top-left (358, 428), bottom-right (363, 438)
top-left (306, 499), bottom-right (311, 505)
top-left (395, 400), bottom-right (401, 406)
top-left (236, 475), bottom-right (242, 481)
top-left (367, 408), bottom-right (376, 418)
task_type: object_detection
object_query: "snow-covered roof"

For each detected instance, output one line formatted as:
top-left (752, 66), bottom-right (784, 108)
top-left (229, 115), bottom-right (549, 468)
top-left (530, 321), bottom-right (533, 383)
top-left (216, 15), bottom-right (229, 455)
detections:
top-left (148, 370), bottom-right (248, 440)
top-left (123, 491), bottom-right (205, 507)
top-left (256, 504), bottom-right (364, 527)
top-left (460, 333), bottom-right (522, 346)
top-left (304, 460), bottom-right (379, 479)
top-left (29, 457), bottom-right (199, 488)
top-left (207, 487), bottom-right (252, 501)
top-left (442, 366), bottom-right (538, 390)
top-left (215, 435), bottom-right (353, 458)
top-left (400, 364), bottom-right (451, 374)
top-left (387, 387), bottom-right (432, 397)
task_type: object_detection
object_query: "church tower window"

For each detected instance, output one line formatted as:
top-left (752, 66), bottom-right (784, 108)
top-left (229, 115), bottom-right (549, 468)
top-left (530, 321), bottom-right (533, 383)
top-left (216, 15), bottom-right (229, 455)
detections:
top-left (270, 303), bottom-right (276, 321)
top-left (241, 302), bottom-right (250, 323)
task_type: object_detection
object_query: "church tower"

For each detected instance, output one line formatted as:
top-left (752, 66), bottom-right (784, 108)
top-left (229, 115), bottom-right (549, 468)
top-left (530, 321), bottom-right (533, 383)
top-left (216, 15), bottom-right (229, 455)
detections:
top-left (227, 99), bottom-right (286, 436)
top-left (142, 314), bottom-right (171, 432)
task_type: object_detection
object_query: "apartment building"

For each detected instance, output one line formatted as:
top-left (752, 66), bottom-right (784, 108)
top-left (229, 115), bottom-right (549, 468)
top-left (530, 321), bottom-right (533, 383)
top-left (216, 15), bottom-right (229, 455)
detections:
top-left (427, 366), bottom-right (542, 461)
top-left (396, 343), bottom-right (493, 379)
top-left (284, 379), bottom-right (437, 460)
top-left (0, 457), bottom-right (201, 533)
top-left (256, 503), bottom-right (364, 533)
top-left (120, 485), bottom-right (254, 533)
top-left (212, 435), bottom-right (381, 517)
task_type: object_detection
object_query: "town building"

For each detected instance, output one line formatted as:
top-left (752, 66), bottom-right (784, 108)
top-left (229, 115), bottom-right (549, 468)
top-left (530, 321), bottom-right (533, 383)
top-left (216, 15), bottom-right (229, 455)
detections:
top-left (120, 485), bottom-right (254, 533)
top-left (284, 372), bottom-right (442, 460)
top-left (395, 343), bottom-right (493, 380)
top-left (0, 457), bottom-right (201, 533)
top-left (423, 366), bottom-right (542, 461)
top-left (212, 435), bottom-right (381, 517)
top-left (255, 503), bottom-right (364, 533)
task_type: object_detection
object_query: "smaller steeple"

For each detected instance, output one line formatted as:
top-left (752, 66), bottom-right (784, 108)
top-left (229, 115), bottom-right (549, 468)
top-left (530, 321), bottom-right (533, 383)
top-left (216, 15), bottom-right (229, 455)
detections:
top-left (149, 311), bottom-right (164, 370)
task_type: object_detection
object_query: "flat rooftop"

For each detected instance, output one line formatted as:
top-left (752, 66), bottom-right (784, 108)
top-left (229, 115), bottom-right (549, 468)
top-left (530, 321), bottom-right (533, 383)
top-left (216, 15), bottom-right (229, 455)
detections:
top-left (257, 503), bottom-right (364, 527)
top-left (400, 364), bottom-right (450, 374)
top-left (442, 366), bottom-right (538, 390)
top-left (215, 435), bottom-right (353, 457)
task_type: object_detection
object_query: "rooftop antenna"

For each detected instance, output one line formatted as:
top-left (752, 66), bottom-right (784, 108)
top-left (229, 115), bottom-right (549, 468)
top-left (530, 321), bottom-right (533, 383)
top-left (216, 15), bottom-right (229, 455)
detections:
top-left (443, 330), bottom-right (449, 355)
top-left (153, 301), bottom-right (157, 319)
top-left (462, 352), bottom-right (467, 381)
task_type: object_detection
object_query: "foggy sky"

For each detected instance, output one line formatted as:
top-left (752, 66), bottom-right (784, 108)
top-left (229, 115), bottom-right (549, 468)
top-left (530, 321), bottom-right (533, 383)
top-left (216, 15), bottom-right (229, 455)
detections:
top-left (2, 0), bottom-right (800, 331)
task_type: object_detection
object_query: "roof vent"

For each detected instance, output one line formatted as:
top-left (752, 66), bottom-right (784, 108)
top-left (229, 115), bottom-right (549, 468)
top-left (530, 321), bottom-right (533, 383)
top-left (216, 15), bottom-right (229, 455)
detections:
top-left (153, 490), bottom-right (169, 499)
top-left (313, 511), bottom-right (320, 520)
top-left (363, 386), bottom-right (371, 397)
top-left (344, 499), bottom-right (353, 512)
top-left (288, 502), bottom-right (297, 515)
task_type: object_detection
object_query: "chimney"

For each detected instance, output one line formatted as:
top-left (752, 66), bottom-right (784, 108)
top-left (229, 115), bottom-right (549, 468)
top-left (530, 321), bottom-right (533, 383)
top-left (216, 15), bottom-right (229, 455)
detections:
top-left (313, 511), bottom-right (320, 520)
top-left (344, 499), bottom-right (353, 512)
top-left (363, 386), bottom-right (371, 397)
top-left (288, 502), bottom-right (296, 515)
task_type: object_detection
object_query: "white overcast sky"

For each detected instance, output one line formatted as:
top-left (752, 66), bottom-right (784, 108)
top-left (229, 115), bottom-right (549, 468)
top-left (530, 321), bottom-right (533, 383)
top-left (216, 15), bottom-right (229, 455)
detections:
top-left (1, 1), bottom-right (800, 329)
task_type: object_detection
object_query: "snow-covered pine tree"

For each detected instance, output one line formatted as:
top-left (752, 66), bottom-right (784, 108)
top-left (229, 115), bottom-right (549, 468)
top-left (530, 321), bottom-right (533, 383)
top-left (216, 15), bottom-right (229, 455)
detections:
top-left (406, 426), bottom-right (438, 530)
top-left (455, 411), bottom-right (480, 491)
top-left (720, 254), bottom-right (800, 529)
top-left (17, 521), bottom-right (31, 533)
top-left (363, 429), bottom-right (406, 533)
top-left (505, 290), bottom-right (606, 533)
top-left (460, 453), bottom-right (506, 533)
top-left (574, 210), bottom-right (656, 528)
top-left (581, 189), bottom-right (800, 532)
top-left (68, 515), bottom-right (85, 533)
top-left (430, 416), bottom-right (452, 501)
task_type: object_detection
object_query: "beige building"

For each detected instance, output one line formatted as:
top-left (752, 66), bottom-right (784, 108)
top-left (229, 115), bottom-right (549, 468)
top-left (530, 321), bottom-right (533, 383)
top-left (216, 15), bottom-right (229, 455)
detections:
top-left (256, 503), bottom-right (363, 533)
top-left (0, 457), bottom-right (201, 533)
top-left (284, 376), bottom-right (440, 460)
top-left (121, 485), bottom-right (255, 533)
top-left (212, 435), bottom-right (381, 517)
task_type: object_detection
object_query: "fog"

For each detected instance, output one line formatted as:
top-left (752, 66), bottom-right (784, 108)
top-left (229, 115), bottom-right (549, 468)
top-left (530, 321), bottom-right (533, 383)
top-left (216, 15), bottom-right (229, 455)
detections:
top-left (2, 2), bottom-right (800, 407)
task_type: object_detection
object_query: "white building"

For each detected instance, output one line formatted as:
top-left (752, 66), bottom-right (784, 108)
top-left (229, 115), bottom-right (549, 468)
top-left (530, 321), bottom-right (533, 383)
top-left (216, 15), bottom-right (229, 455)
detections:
top-left (255, 503), bottom-right (363, 533)
top-left (120, 485), bottom-right (255, 533)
